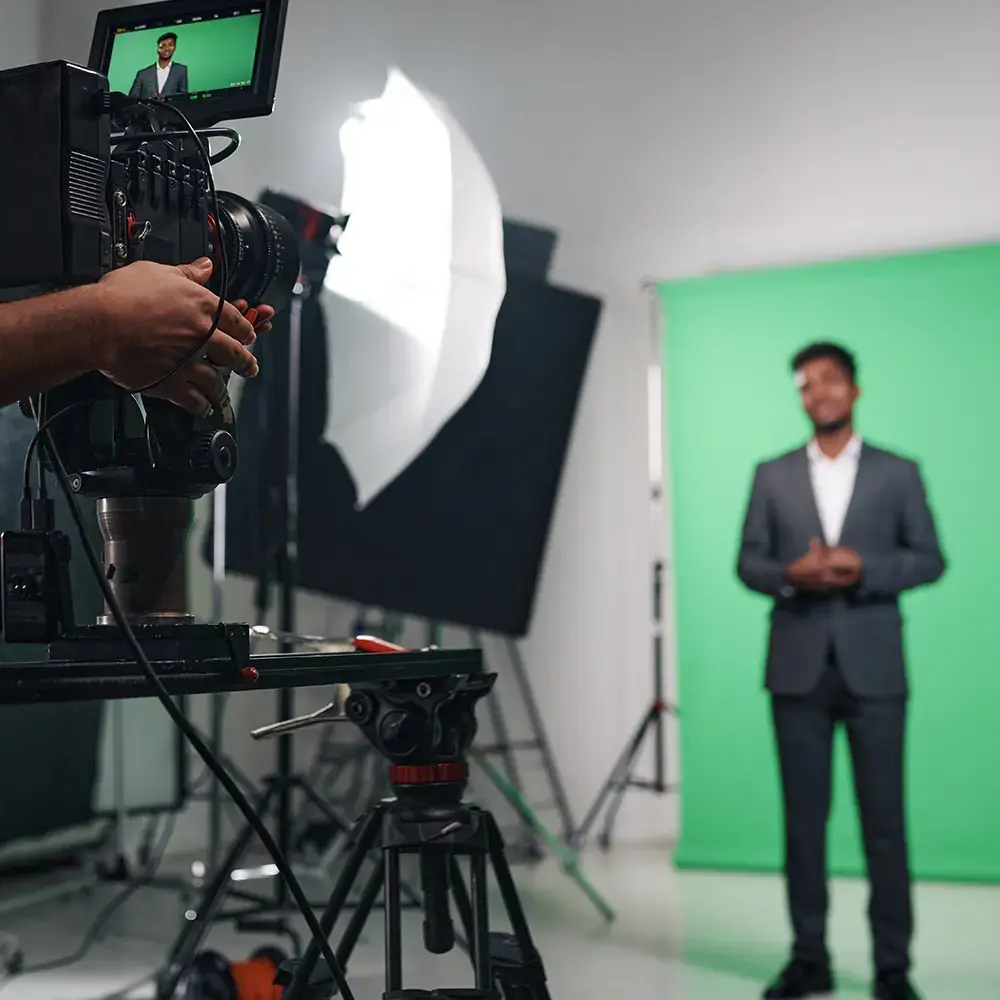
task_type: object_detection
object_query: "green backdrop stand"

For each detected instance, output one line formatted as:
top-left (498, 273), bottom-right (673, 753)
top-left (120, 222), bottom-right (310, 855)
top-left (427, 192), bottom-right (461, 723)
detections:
top-left (660, 243), bottom-right (1000, 883)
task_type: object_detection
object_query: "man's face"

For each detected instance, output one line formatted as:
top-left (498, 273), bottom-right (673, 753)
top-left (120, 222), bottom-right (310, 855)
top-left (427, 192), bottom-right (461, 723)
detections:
top-left (158, 37), bottom-right (176, 62)
top-left (797, 356), bottom-right (859, 432)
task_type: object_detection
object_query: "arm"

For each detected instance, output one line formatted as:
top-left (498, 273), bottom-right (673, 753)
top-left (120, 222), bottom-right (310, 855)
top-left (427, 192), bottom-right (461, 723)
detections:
top-left (128, 70), bottom-right (143, 99)
top-left (0, 261), bottom-right (266, 413)
top-left (177, 65), bottom-right (188, 94)
top-left (857, 462), bottom-right (945, 598)
top-left (0, 285), bottom-right (112, 406)
top-left (736, 464), bottom-right (788, 597)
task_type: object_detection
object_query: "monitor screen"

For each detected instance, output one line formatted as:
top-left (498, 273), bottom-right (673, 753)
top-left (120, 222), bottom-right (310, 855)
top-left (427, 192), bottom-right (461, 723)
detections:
top-left (104, 5), bottom-right (263, 103)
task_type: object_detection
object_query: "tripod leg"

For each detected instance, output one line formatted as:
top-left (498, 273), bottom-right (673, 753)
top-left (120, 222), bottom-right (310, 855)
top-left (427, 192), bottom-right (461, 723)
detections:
top-left (483, 812), bottom-right (551, 1000)
top-left (384, 846), bottom-right (403, 993)
top-left (282, 806), bottom-right (382, 1000)
top-left (448, 856), bottom-right (475, 955)
top-left (296, 776), bottom-right (354, 836)
top-left (469, 850), bottom-right (492, 990)
top-left (157, 786), bottom-right (273, 1000)
top-left (335, 855), bottom-right (385, 970)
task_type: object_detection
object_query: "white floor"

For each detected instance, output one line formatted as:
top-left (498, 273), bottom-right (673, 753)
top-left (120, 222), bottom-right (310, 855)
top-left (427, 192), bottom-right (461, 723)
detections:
top-left (0, 846), bottom-right (996, 999)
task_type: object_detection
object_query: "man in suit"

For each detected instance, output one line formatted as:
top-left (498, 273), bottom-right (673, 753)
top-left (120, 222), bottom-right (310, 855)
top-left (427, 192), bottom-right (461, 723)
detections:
top-left (737, 342), bottom-right (945, 1000)
top-left (128, 31), bottom-right (189, 99)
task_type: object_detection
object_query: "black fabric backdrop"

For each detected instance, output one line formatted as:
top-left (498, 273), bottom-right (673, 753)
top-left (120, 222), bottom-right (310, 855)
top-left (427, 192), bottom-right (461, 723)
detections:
top-left (0, 404), bottom-right (104, 849)
top-left (204, 246), bottom-right (600, 637)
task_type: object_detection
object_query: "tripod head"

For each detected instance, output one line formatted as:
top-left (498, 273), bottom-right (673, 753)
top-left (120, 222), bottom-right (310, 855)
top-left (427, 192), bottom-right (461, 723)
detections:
top-left (344, 672), bottom-right (496, 803)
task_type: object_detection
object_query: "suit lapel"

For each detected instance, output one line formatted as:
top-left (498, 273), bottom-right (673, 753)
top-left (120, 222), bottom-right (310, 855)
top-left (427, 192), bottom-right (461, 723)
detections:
top-left (787, 447), bottom-right (825, 540)
top-left (838, 443), bottom-right (882, 546)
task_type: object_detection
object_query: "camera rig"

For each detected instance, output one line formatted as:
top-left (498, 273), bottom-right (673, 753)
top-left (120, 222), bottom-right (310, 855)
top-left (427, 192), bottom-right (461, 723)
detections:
top-left (0, 2), bottom-right (560, 997)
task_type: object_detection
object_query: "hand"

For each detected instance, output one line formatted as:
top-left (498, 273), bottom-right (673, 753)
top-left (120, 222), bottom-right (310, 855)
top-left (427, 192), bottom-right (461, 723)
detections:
top-left (786, 538), bottom-right (831, 589)
top-left (787, 539), bottom-right (862, 590)
top-left (140, 299), bottom-right (276, 417)
top-left (96, 258), bottom-right (259, 400)
top-left (233, 299), bottom-right (275, 336)
top-left (824, 545), bottom-right (862, 586)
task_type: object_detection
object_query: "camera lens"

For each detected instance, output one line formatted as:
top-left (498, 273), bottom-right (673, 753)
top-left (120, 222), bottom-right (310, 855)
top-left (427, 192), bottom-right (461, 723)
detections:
top-left (212, 192), bottom-right (300, 312)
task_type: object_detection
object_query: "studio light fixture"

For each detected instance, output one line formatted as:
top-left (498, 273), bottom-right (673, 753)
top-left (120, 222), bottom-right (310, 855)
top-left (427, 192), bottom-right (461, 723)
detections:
top-left (321, 67), bottom-right (507, 508)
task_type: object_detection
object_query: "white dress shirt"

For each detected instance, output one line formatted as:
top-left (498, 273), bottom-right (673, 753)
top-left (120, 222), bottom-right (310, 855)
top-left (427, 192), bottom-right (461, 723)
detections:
top-left (156, 64), bottom-right (171, 94)
top-left (807, 435), bottom-right (861, 545)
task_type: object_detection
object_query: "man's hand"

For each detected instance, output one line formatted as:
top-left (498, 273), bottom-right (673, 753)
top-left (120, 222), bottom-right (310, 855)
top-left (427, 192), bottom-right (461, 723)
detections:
top-left (97, 256), bottom-right (256, 389)
top-left (95, 257), bottom-right (275, 416)
top-left (824, 545), bottom-right (863, 586)
top-left (786, 538), bottom-right (831, 589)
top-left (786, 539), bottom-right (863, 590)
top-left (140, 298), bottom-right (276, 418)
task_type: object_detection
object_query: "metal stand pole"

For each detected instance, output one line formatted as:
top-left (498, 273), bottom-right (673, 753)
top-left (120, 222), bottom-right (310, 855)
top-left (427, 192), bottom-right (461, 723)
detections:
top-left (574, 283), bottom-right (679, 849)
top-left (272, 278), bottom-right (306, 912)
top-left (208, 483), bottom-right (227, 872)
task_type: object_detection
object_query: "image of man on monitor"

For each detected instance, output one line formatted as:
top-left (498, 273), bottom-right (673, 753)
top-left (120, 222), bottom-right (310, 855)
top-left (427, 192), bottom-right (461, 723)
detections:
top-left (128, 31), bottom-right (188, 98)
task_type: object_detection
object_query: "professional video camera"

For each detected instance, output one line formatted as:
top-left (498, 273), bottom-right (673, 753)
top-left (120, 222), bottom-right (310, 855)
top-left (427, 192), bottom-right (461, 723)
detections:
top-left (0, 0), bottom-right (305, 644)
top-left (0, 5), bottom-right (556, 997)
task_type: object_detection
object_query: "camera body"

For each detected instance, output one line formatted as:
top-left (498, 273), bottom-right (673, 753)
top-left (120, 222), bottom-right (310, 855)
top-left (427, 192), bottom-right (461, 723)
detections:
top-left (0, 58), bottom-right (299, 500)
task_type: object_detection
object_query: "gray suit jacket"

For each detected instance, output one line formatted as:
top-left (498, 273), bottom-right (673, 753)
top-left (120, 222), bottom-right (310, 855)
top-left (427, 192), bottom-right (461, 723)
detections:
top-left (128, 62), bottom-right (189, 99)
top-left (737, 443), bottom-right (945, 698)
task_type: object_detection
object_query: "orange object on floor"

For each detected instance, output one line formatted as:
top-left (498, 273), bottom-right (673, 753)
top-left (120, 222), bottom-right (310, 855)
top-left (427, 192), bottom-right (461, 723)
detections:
top-left (228, 956), bottom-right (283, 999)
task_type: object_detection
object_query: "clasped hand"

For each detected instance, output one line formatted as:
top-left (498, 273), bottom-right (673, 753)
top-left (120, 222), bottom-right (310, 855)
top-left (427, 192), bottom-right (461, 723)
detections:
top-left (787, 538), bottom-right (862, 590)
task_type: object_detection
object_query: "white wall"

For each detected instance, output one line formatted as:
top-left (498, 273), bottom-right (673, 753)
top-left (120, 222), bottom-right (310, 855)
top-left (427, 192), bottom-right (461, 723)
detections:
top-left (38, 0), bottom-right (1000, 853)
top-left (0, 0), bottom-right (39, 68)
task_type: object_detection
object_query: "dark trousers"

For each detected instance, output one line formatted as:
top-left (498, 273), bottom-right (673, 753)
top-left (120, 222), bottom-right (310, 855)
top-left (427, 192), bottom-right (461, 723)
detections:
top-left (771, 653), bottom-right (912, 973)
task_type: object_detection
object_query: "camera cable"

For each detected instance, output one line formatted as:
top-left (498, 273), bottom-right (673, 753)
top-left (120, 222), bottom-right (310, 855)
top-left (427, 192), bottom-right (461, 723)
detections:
top-left (34, 429), bottom-right (357, 1000)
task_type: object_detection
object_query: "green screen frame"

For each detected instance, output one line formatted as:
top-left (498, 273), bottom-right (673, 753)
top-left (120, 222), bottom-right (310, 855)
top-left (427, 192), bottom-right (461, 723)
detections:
top-left (661, 243), bottom-right (1000, 883)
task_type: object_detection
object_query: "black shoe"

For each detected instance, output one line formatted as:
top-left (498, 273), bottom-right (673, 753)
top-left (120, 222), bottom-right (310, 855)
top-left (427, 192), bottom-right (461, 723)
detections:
top-left (763, 959), bottom-right (835, 998)
top-left (874, 970), bottom-right (921, 999)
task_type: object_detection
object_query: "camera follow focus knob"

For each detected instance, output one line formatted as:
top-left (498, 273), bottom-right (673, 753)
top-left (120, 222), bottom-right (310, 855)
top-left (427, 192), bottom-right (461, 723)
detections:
top-left (190, 430), bottom-right (238, 484)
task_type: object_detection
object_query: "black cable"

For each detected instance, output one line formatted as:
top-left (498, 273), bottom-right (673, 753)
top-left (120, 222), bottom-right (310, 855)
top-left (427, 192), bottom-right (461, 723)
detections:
top-left (125, 98), bottom-right (230, 395)
top-left (22, 399), bottom-right (95, 496)
top-left (38, 432), bottom-right (357, 1000)
top-left (21, 104), bottom-right (235, 493)
top-left (111, 127), bottom-right (241, 165)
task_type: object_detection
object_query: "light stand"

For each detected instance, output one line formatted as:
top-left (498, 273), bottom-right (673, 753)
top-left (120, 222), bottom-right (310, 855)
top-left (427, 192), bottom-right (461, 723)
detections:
top-left (575, 283), bottom-right (679, 849)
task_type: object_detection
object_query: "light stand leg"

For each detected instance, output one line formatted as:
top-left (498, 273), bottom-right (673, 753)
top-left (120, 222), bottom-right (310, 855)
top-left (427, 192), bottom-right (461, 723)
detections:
top-left (502, 638), bottom-right (576, 842)
top-left (157, 784), bottom-right (276, 1000)
top-left (474, 631), bottom-right (538, 858)
top-left (575, 560), bottom-right (678, 850)
top-left (474, 751), bottom-right (614, 923)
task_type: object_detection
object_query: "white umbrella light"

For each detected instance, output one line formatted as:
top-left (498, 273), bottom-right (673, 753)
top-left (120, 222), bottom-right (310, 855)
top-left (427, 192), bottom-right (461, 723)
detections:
top-left (321, 68), bottom-right (506, 508)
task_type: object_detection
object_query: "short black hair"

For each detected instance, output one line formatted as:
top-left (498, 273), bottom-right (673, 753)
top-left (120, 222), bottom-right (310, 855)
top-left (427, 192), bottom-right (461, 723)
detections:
top-left (157, 31), bottom-right (178, 45)
top-left (791, 341), bottom-right (857, 382)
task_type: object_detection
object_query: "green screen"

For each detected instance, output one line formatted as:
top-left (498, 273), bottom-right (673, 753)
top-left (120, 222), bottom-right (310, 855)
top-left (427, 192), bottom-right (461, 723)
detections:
top-left (107, 14), bottom-right (262, 96)
top-left (661, 243), bottom-right (1000, 883)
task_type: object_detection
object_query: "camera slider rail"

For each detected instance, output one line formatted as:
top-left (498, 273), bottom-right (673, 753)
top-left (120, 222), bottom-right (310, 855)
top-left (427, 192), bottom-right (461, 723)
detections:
top-left (0, 622), bottom-right (482, 706)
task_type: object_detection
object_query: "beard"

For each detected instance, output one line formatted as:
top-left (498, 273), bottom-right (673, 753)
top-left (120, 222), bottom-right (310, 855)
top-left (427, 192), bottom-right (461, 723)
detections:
top-left (813, 414), bottom-right (852, 434)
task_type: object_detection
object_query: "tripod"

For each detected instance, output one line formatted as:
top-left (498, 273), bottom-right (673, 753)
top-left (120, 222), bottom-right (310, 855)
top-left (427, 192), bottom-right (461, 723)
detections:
top-left (576, 559), bottom-right (677, 848)
top-left (279, 760), bottom-right (550, 1000)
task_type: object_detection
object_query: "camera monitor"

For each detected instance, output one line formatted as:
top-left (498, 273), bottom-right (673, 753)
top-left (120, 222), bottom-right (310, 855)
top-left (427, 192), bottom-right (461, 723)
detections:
top-left (89, 0), bottom-right (288, 126)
